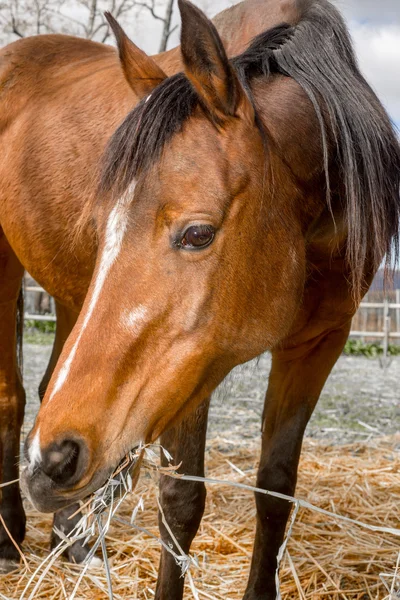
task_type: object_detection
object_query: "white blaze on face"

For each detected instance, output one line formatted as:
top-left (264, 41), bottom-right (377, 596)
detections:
top-left (29, 428), bottom-right (42, 471)
top-left (49, 184), bottom-right (135, 402)
top-left (121, 305), bottom-right (149, 335)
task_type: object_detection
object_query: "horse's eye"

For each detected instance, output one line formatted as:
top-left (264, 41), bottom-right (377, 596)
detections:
top-left (180, 225), bottom-right (215, 250)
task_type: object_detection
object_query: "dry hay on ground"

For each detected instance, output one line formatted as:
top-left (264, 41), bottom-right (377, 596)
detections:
top-left (1, 435), bottom-right (399, 600)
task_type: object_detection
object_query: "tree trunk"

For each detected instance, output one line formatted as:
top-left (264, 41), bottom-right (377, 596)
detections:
top-left (88, 0), bottom-right (98, 38)
top-left (159, 0), bottom-right (174, 53)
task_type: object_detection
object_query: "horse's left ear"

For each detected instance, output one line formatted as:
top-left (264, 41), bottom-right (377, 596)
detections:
top-left (105, 12), bottom-right (167, 98)
top-left (178, 0), bottom-right (254, 124)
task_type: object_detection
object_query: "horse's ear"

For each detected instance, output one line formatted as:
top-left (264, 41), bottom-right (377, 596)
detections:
top-left (178, 0), bottom-right (253, 124)
top-left (105, 12), bottom-right (167, 98)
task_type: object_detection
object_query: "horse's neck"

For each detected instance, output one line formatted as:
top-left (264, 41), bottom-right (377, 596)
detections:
top-left (156, 0), bottom-right (301, 75)
top-left (214, 0), bottom-right (300, 56)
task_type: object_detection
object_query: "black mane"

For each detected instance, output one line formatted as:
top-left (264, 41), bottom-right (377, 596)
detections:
top-left (100, 23), bottom-right (291, 197)
top-left (100, 0), bottom-right (400, 299)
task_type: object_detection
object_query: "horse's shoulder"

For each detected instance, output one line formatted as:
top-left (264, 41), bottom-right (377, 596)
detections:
top-left (0, 34), bottom-right (114, 66)
top-left (0, 35), bottom-right (117, 92)
top-left (0, 35), bottom-right (118, 132)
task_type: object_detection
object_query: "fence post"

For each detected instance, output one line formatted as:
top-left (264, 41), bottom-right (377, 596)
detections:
top-left (361, 292), bottom-right (368, 344)
top-left (382, 297), bottom-right (390, 369)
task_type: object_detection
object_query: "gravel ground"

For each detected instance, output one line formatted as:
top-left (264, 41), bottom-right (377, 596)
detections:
top-left (22, 342), bottom-right (400, 446)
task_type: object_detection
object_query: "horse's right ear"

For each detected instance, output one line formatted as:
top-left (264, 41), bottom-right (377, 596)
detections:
top-left (105, 12), bottom-right (167, 98)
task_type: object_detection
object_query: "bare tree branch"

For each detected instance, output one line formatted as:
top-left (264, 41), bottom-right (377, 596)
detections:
top-left (135, 1), bottom-right (165, 23)
top-left (168, 23), bottom-right (177, 37)
top-left (101, 27), bottom-right (111, 43)
top-left (159, 0), bottom-right (174, 52)
top-left (0, 0), bottom-right (180, 54)
top-left (136, 0), bottom-right (176, 52)
top-left (11, 14), bottom-right (24, 37)
top-left (88, 0), bottom-right (98, 37)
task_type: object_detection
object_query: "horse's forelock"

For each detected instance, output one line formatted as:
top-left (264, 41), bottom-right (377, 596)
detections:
top-left (99, 73), bottom-right (198, 199)
top-left (97, 24), bottom-right (293, 202)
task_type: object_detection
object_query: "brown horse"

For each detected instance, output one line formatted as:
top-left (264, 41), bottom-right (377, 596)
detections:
top-left (1, 0), bottom-right (399, 596)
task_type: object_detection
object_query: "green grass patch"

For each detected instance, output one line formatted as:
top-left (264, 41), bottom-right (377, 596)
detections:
top-left (25, 319), bottom-right (56, 334)
top-left (24, 320), bottom-right (56, 345)
top-left (24, 332), bottom-right (55, 345)
top-left (344, 339), bottom-right (400, 357)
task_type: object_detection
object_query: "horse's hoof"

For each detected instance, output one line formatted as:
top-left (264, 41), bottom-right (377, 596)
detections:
top-left (0, 557), bottom-right (19, 573)
top-left (58, 539), bottom-right (102, 567)
top-left (88, 556), bottom-right (103, 568)
top-left (67, 544), bottom-right (103, 567)
top-left (51, 503), bottom-right (102, 566)
top-left (51, 534), bottom-right (90, 565)
top-left (51, 533), bottom-right (102, 566)
top-left (0, 541), bottom-right (23, 574)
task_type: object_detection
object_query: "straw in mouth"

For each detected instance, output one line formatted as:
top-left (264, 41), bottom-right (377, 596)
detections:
top-left (69, 444), bottom-right (146, 521)
top-left (93, 446), bottom-right (145, 512)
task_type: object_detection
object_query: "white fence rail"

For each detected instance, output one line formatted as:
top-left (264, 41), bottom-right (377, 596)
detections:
top-left (23, 285), bottom-right (400, 347)
top-left (349, 298), bottom-right (400, 366)
top-left (352, 300), bottom-right (400, 336)
top-left (24, 284), bottom-right (56, 322)
top-left (25, 314), bottom-right (57, 322)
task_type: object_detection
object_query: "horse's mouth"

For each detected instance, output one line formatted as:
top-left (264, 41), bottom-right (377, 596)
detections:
top-left (89, 446), bottom-right (145, 513)
top-left (21, 446), bottom-right (144, 514)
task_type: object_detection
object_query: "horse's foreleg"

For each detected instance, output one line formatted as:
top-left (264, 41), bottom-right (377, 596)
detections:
top-left (155, 397), bottom-right (210, 600)
top-left (38, 303), bottom-right (93, 564)
top-left (244, 325), bottom-right (351, 599)
top-left (0, 237), bottom-right (26, 572)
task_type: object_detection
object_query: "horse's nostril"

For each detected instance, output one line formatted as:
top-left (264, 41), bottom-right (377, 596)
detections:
top-left (41, 439), bottom-right (83, 485)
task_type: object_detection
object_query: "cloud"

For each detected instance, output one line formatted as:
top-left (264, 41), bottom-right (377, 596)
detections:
top-left (349, 22), bottom-right (400, 123)
top-left (331, 0), bottom-right (400, 123)
top-left (334, 0), bottom-right (400, 25)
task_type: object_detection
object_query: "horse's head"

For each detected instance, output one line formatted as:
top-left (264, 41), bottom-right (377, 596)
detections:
top-left (24, 1), bottom-right (318, 511)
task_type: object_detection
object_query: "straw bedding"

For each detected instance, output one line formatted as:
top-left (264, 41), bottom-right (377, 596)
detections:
top-left (1, 435), bottom-right (399, 600)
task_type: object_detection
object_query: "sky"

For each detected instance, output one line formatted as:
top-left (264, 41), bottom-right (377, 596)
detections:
top-left (335, 0), bottom-right (400, 128)
top-left (128, 0), bottom-right (400, 130)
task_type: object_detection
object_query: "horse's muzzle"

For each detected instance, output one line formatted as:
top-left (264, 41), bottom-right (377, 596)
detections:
top-left (21, 435), bottom-right (107, 513)
top-left (20, 463), bottom-right (111, 513)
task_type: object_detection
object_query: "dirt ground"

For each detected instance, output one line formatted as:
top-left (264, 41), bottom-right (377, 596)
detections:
top-left (22, 342), bottom-right (400, 446)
